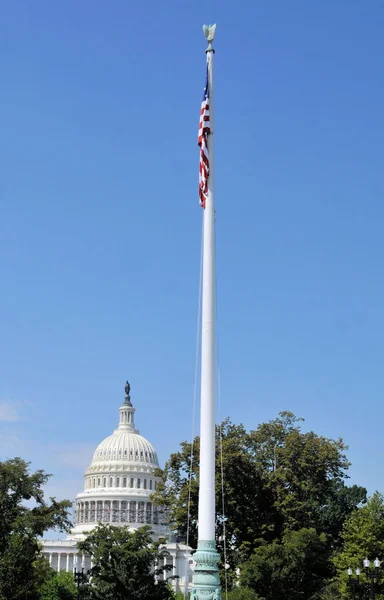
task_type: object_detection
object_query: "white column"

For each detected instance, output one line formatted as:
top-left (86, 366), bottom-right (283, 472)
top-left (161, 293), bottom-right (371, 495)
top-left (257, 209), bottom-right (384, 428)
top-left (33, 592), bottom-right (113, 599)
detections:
top-left (49, 553), bottom-right (52, 566)
top-left (198, 32), bottom-right (216, 543)
top-left (173, 554), bottom-right (176, 590)
top-left (66, 554), bottom-right (69, 572)
top-left (57, 553), bottom-right (61, 571)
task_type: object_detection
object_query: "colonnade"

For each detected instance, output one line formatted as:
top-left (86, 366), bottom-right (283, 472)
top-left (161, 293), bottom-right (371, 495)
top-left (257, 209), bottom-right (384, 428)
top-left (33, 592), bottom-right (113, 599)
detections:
top-left (85, 475), bottom-right (156, 491)
top-left (45, 552), bottom-right (91, 573)
top-left (45, 549), bottom-right (184, 585)
top-left (76, 500), bottom-right (161, 525)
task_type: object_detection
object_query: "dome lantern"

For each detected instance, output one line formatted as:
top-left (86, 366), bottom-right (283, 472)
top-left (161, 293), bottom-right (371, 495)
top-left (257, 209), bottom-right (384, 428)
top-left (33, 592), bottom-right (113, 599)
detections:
top-left (118, 380), bottom-right (137, 432)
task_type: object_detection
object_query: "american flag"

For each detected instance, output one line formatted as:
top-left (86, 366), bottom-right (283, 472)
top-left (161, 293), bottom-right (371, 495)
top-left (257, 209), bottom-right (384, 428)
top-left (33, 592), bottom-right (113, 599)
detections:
top-left (198, 68), bottom-right (211, 209)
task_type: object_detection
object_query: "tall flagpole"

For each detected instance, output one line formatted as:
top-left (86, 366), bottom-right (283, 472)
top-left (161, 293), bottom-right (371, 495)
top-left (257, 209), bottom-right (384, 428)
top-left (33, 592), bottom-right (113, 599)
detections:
top-left (191, 23), bottom-right (221, 600)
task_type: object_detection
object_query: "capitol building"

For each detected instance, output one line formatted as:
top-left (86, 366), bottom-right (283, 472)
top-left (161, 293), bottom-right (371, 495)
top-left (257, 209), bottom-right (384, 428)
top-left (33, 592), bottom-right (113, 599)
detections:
top-left (43, 382), bottom-right (193, 591)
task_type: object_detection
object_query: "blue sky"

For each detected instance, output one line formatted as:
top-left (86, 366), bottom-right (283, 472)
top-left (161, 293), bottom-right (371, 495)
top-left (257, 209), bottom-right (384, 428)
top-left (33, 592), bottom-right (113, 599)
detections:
top-left (1, 0), bottom-right (384, 530)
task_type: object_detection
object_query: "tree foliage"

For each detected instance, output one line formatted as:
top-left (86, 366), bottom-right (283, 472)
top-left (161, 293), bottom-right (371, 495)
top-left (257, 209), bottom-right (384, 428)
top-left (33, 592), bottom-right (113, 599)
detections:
top-left (39, 571), bottom-right (77, 600)
top-left (240, 528), bottom-right (332, 600)
top-left (333, 492), bottom-right (384, 598)
top-left (78, 524), bottom-right (175, 600)
top-left (0, 458), bottom-right (72, 600)
top-left (152, 418), bottom-right (277, 559)
top-left (152, 412), bottom-right (367, 599)
top-left (226, 587), bottom-right (264, 600)
top-left (153, 412), bottom-right (365, 558)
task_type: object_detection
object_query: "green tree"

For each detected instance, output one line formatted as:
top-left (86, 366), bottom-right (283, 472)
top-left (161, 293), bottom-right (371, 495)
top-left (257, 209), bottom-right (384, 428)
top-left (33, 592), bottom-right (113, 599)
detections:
top-left (248, 412), bottom-right (366, 539)
top-left (39, 571), bottom-right (77, 600)
top-left (240, 528), bottom-right (331, 600)
top-left (311, 581), bottom-right (342, 599)
top-left (316, 481), bottom-right (367, 548)
top-left (153, 413), bottom-right (365, 564)
top-left (0, 458), bottom-right (72, 600)
top-left (226, 587), bottom-right (264, 600)
top-left (152, 419), bottom-right (278, 562)
top-left (174, 593), bottom-right (189, 600)
top-left (78, 524), bottom-right (175, 600)
top-left (333, 492), bottom-right (384, 598)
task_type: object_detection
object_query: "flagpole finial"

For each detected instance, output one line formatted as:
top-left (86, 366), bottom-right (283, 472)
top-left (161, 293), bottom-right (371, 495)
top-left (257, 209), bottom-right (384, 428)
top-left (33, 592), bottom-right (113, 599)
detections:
top-left (203, 24), bottom-right (216, 52)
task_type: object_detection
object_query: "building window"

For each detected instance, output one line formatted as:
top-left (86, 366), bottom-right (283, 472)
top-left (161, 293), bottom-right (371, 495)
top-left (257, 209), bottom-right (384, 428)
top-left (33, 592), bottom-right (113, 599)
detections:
top-left (98, 478), bottom-right (101, 486)
top-left (123, 477), bottom-right (127, 487)
top-left (138, 501), bottom-right (145, 523)
top-left (116, 477), bottom-right (120, 487)
top-left (93, 478), bottom-right (96, 488)
top-left (149, 480), bottom-right (153, 490)
top-left (110, 477), bottom-right (113, 487)
top-left (130, 478), bottom-right (134, 488)
top-left (129, 501), bottom-right (136, 522)
top-left (146, 502), bottom-right (152, 524)
top-left (103, 477), bottom-right (107, 487)
top-left (144, 479), bottom-right (147, 489)
top-left (137, 478), bottom-right (141, 489)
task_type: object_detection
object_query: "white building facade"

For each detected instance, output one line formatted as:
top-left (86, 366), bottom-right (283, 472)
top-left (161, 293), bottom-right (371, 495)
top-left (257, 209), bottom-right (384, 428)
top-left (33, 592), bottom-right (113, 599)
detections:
top-left (43, 382), bottom-right (193, 591)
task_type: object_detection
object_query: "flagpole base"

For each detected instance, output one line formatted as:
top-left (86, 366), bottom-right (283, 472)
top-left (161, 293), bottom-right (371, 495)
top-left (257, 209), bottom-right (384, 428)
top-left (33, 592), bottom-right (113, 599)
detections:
top-left (191, 540), bottom-right (221, 600)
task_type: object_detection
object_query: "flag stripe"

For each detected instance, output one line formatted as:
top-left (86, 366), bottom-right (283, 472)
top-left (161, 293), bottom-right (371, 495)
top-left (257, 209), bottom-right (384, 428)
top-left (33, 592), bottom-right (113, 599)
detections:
top-left (198, 67), bottom-right (211, 209)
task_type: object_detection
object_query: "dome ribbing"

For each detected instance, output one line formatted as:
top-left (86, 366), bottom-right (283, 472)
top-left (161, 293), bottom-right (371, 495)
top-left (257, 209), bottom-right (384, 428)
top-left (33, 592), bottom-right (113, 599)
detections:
top-left (91, 432), bottom-right (158, 466)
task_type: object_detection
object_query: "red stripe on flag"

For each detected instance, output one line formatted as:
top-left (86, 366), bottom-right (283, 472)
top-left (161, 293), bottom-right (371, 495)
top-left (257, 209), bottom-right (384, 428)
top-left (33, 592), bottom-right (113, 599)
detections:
top-left (198, 75), bottom-right (210, 209)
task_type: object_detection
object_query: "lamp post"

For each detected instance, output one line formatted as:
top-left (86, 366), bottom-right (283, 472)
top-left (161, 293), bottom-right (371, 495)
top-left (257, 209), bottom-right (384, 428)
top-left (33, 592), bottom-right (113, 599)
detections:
top-left (348, 558), bottom-right (381, 600)
top-left (363, 557), bottom-right (381, 600)
top-left (347, 567), bottom-right (361, 600)
top-left (73, 564), bottom-right (91, 600)
top-left (235, 568), bottom-right (241, 587)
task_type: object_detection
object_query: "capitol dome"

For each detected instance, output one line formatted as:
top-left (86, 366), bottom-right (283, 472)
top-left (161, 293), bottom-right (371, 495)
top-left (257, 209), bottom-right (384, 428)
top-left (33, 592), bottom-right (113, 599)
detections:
top-left (89, 392), bottom-right (159, 470)
top-left (71, 381), bottom-right (164, 539)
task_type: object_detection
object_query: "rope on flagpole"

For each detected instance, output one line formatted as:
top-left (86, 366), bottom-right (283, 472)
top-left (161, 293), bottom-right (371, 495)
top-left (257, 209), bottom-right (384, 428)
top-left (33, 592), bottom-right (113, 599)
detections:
top-left (184, 217), bottom-right (204, 598)
top-left (215, 217), bottom-right (229, 600)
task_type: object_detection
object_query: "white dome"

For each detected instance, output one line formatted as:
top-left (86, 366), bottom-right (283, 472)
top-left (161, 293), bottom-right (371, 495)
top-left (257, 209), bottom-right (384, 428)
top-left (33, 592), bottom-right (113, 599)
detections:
top-left (84, 384), bottom-right (159, 476)
top-left (71, 382), bottom-right (166, 540)
top-left (92, 431), bottom-right (159, 467)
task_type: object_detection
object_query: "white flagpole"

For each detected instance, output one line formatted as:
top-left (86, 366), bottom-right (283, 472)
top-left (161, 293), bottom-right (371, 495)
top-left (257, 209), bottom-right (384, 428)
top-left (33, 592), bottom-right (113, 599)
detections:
top-left (198, 24), bottom-right (216, 543)
top-left (192, 23), bottom-right (221, 600)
